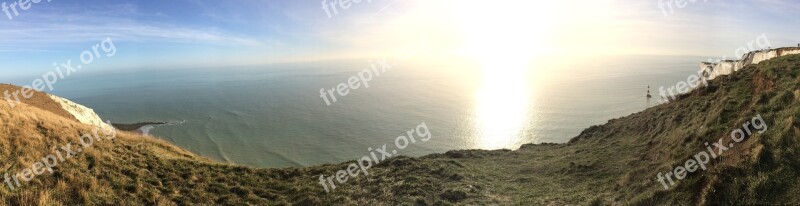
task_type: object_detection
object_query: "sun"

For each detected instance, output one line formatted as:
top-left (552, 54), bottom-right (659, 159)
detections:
top-left (456, 0), bottom-right (559, 63)
top-left (454, 0), bottom-right (561, 149)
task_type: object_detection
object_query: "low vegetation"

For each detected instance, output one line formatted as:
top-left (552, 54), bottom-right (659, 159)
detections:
top-left (1, 55), bottom-right (800, 205)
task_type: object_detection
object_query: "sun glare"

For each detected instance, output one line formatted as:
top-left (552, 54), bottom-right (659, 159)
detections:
top-left (456, 1), bottom-right (560, 149)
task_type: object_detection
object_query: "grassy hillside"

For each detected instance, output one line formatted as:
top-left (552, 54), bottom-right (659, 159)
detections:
top-left (0, 84), bottom-right (77, 122)
top-left (1, 54), bottom-right (800, 205)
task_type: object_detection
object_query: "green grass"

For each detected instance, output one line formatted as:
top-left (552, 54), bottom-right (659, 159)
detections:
top-left (2, 54), bottom-right (800, 205)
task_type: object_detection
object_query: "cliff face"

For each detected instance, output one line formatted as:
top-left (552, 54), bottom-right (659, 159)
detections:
top-left (46, 94), bottom-right (110, 128)
top-left (702, 47), bottom-right (800, 79)
top-left (2, 55), bottom-right (800, 205)
top-left (703, 60), bottom-right (739, 79)
top-left (0, 84), bottom-right (109, 128)
top-left (748, 47), bottom-right (800, 65)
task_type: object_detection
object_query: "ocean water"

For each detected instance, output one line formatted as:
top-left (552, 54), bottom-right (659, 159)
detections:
top-left (22, 55), bottom-right (704, 168)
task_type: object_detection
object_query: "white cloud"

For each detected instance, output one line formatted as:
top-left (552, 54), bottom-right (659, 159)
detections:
top-left (0, 5), bottom-right (265, 49)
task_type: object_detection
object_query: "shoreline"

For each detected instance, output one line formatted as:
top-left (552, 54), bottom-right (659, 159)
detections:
top-left (111, 122), bottom-right (166, 132)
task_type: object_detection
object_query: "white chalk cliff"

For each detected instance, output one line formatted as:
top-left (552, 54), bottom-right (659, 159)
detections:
top-left (701, 47), bottom-right (800, 79)
top-left (46, 94), bottom-right (111, 129)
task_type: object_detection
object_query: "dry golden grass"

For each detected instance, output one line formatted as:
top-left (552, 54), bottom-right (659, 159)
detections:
top-left (0, 91), bottom-right (212, 205)
top-left (3, 55), bottom-right (800, 205)
top-left (0, 84), bottom-right (76, 122)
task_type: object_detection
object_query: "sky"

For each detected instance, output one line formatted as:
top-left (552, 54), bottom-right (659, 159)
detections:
top-left (0, 0), bottom-right (798, 79)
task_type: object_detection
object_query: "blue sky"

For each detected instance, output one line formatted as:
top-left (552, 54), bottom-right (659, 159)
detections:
top-left (0, 0), bottom-right (798, 80)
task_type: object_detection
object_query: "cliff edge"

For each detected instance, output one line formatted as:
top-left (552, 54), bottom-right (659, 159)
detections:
top-left (0, 84), bottom-right (110, 129)
top-left (701, 47), bottom-right (800, 79)
top-left (2, 54), bottom-right (800, 205)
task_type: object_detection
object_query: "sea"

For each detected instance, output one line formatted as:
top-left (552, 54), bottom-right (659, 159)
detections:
top-left (7, 55), bottom-right (706, 168)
